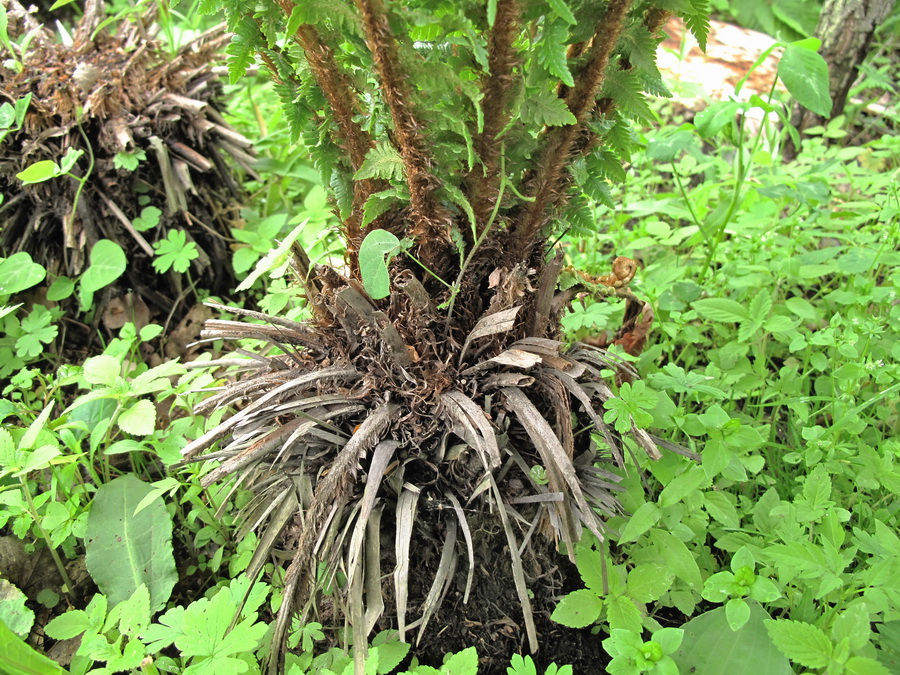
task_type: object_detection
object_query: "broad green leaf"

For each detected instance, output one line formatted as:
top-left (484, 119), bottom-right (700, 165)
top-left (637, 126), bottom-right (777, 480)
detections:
top-left (627, 564), bottom-right (674, 603)
top-left (726, 598), bottom-right (751, 631)
top-left (648, 530), bottom-right (702, 591)
top-left (16, 159), bottom-right (61, 184)
top-left (658, 466), bottom-right (707, 507)
top-left (85, 474), bottom-right (177, 611)
top-left (0, 619), bottom-right (67, 675)
top-left (692, 298), bottom-right (750, 323)
top-left (0, 252), bottom-right (46, 295)
top-left (118, 400), bottom-right (157, 436)
top-left (607, 594), bottom-right (642, 633)
top-left (44, 609), bottom-right (91, 640)
top-left (441, 646), bottom-right (478, 674)
top-left (694, 101), bottom-right (741, 138)
top-left (831, 605), bottom-right (871, 652)
top-left (619, 502), bottom-right (661, 543)
top-left (359, 229), bottom-right (403, 300)
top-left (674, 603), bottom-right (791, 675)
top-left (83, 354), bottom-right (121, 386)
top-left (764, 618), bottom-right (832, 669)
top-left (0, 579), bottom-right (34, 638)
top-left (778, 42), bottom-right (832, 117)
top-left (785, 296), bottom-right (817, 321)
top-left (80, 239), bottom-right (127, 310)
top-left (47, 276), bottom-right (74, 301)
top-left (550, 589), bottom-right (603, 628)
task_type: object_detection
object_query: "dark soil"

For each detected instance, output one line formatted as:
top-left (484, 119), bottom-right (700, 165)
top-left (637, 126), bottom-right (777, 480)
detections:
top-left (405, 531), bottom-right (608, 674)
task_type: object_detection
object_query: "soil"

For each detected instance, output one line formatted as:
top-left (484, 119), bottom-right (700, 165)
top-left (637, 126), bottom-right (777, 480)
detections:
top-left (404, 531), bottom-right (609, 674)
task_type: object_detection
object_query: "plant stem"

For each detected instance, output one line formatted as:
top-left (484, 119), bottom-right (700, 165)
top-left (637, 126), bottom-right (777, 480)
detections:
top-left (20, 477), bottom-right (75, 596)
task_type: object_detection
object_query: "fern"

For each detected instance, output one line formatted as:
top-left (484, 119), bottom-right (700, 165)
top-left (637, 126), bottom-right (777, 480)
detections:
top-left (226, 16), bottom-right (263, 83)
top-left (354, 142), bottom-right (405, 182)
top-left (521, 89), bottom-right (576, 128)
top-left (601, 68), bottom-right (657, 126)
top-left (362, 189), bottom-right (407, 229)
top-left (684, 0), bottom-right (711, 52)
top-left (546, 0), bottom-right (577, 25)
top-left (535, 21), bottom-right (574, 87)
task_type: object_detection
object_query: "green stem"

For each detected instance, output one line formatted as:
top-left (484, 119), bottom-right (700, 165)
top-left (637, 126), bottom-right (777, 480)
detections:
top-left (696, 77), bottom-right (779, 283)
top-left (445, 146), bottom-right (510, 326)
top-left (19, 477), bottom-right (75, 596)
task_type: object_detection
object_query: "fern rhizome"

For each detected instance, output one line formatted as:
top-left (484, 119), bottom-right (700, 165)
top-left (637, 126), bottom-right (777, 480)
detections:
top-left (186, 0), bottom-right (709, 670)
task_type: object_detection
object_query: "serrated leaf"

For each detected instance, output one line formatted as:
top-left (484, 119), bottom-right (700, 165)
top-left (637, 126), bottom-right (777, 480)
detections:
top-left (355, 142), bottom-right (404, 182)
top-left (550, 589), bottom-right (603, 628)
top-left (521, 89), bottom-right (576, 127)
top-left (764, 619), bottom-right (832, 669)
top-left (536, 22), bottom-right (574, 86)
top-left (547, 0), bottom-right (576, 25)
top-left (627, 564), bottom-right (674, 603)
top-left (692, 298), bottom-right (750, 323)
top-left (601, 69), bottom-right (656, 125)
top-left (118, 400), bottom-right (157, 436)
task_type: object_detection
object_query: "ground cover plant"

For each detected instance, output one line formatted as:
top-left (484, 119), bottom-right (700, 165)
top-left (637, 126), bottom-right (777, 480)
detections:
top-left (0, 1), bottom-right (898, 675)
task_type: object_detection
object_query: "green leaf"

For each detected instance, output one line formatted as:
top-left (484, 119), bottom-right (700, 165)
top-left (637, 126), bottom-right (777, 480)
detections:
top-left (648, 530), bottom-right (702, 591)
top-left (359, 229), bottom-right (403, 300)
top-left (152, 229), bottom-right (199, 274)
top-left (117, 400), bottom-right (157, 436)
top-left (658, 466), bottom-right (707, 507)
top-left (355, 142), bottom-right (404, 182)
top-left (619, 502), bottom-right (661, 543)
top-left (0, 619), bottom-right (67, 675)
top-left (607, 594), bottom-right (642, 633)
top-left (0, 252), bottom-right (46, 295)
top-left (726, 598), bottom-right (751, 631)
top-left (16, 159), bottom-right (61, 184)
top-left (674, 603), bottom-right (791, 675)
top-left (536, 22), bottom-right (574, 87)
top-left (235, 218), bottom-right (308, 292)
top-left (521, 89), bottom-right (576, 127)
top-left (44, 609), bottom-right (91, 640)
top-left (778, 43), bottom-right (832, 117)
top-left (694, 101), bottom-right (741, 138)
top-left (0, 579), bottom-right (35, 638)
top-left (85, 474), bottom-right (177, 611)
top-left (764, 619), bottom-right (833, 669)
top-left (831, 605), bottom-right (871, 652)
top-left (692, 298), bottom-right (750, 323)
top-left (844, 656), bottom-right (891, 675)
top-left (47, 276), bottom-right (74, 301)
top-left (627, 564), bottom-right (674, 603)
top-left (362, 190), bottom-right (405, 229)
top-left (83, 354), bottom-right (121, 386)
top-left (132, 206), bottom-right (161, 232)
top-left (441, 646), bottom-right (478, 674)
top-left (550, 589), bottom-right (603, 628)
top-left (80, 239), bottom-right (127, 310)
top-left (547, 0), bottom-right (576, 25)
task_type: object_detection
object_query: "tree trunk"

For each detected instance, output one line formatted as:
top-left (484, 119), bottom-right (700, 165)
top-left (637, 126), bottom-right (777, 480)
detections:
top-left (788, 0), bottom-right (896, 151)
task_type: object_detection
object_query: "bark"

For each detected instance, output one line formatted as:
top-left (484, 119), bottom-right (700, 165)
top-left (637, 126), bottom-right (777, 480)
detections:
top-left (788, 0), bottom-right (896, 153)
